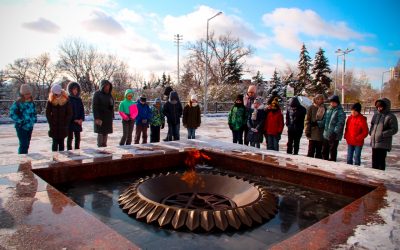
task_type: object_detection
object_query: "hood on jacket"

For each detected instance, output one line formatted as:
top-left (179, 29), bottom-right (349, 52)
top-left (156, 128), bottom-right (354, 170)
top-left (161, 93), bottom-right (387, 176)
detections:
top-left (288, 97), bottom-right (301, 108)
top-left (100, 79), bottom-right (113, 94)
top-left (375, 98), bottom-right (391, 114)
top-left (124, 89), bottom-right (134, 100)
top-left (67, 82), bottom-right (81, 97)
top-left (49, 89), bottom-right (68, 105)
top-left (169, 91), bottom-right (180, 102)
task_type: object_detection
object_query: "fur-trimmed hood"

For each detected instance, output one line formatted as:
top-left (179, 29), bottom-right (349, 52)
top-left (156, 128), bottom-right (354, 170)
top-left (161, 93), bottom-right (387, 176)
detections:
top-left (48, 90), bottom-right (69, 106)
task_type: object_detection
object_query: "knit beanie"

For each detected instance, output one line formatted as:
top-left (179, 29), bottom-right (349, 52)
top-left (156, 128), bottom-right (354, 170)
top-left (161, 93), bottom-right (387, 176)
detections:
top-left (20, 84), bottom-right (32, 95)
top-left (235, 94), bottom-right (244, 102)
top-left (154, 98), bottom-right (161, 104)
top-left (190, 94), bottom-right (198, 101)
top-left (254, 96), bottom-right (263, 105)
top-left (140, 94), bottom-right (147, 102)
top-left (328, 95), bottom-right (340, 104)
top-left (51, 84), bottom-right (62, 95)
top-left (351, 102), bottom-right (361, 113)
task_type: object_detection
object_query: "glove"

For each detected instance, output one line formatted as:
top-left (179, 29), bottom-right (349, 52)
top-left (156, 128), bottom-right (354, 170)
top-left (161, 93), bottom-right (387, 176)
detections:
top-left (229, 124), bottom-right (234, 130)
top-left (161, 123), bottom-right (165, 129)
top-left (329, 132), bottom-right (337, 141)
top-left (142, 119), bottom-right (147, 124)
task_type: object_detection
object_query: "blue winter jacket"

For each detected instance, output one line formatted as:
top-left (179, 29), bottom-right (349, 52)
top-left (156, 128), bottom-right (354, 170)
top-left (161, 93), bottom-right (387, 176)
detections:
top-left (320, 104), bottom-right (346, 140)
top-left (135, 100), bottom-right (152, 126)
top-left (9, 100), bottom-right (37, 131)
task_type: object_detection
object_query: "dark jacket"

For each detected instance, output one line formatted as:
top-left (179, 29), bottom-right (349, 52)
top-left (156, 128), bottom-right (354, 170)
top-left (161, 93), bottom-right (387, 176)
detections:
top-left (46, 91), bottom-right (73, 139)
top-left (286, 97), bottom-right (307, 135)
top-left (183, 103), bottom-right (201, 129)
top-left (305, 104), bottom-right (325, 141)
top-left (370, 98), bottom-right (398, 151)
top-left (163, 91), bottom-right (183, 125)
top-left (135, 100), bottom-right (152, 126)
top-left (247, 105), bottom-right (266, 143)
top-left (67, 82), bottom-right (85, 132)
top-left (92, 80), bottom-right (114, 134)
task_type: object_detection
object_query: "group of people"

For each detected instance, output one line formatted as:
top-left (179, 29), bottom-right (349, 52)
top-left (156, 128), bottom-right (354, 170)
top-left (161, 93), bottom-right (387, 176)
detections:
top-left (228, 85), bottom-right (398, 170)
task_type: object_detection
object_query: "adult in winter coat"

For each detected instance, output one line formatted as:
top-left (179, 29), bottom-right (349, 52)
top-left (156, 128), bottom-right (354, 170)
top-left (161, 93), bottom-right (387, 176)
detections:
top-left (243, 85), bottom-right (257, 146)
top-left (344, 103), bottom-right (368, 166)
top-left (135, 95), bottom-right (152, 144)
top-left (304, 94), bottom-right (325, 158)
top-left (92, 79), bottom-right (114, 147)
top-left (9, 84), bottom-right (37, 154)
top-left (228, 94), bottom-right (247, 144)
top-left (247, 97), bottom-right (266, 148)
top-left (183, 94), bottom-right (201, 139)
top-left (163, 91), bottom-right (183, 141)
top-left (319, 95), bottom-right (346, 162)
top-left (369, 98), bottom-right (398, 170)
top-left (118, 89), bottom-right (138, 145)
top-left (46, 84), bottom-right (73, 152)
top-left (285, 97), bottom-right (307, 155)
top-left (150, 98), bottom-right (165, 143)
top-left (264, 97), bottom-right (284, 151)
top-left (67, 82), bottom-right (85, 150)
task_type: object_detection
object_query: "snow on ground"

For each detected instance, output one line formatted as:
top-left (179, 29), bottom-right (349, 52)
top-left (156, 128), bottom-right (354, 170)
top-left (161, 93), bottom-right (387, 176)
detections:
top-left (0, 113), bottom-right (399, 170)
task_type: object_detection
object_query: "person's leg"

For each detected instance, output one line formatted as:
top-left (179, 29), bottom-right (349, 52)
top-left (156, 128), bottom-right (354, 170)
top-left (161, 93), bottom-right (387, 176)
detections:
top-left (67, 130), bottom-right (73, 150)
top-left (155, 126), bottom-right (160, 142)
top-left (329, 140), bottom-right (339, 161)
top-left (375, 148), bottom-right (387, 170)
top-left (142, 126), bottom-right (148, 144)
top-left (173, 124), bottom-right (180, 141)
top-left (255, 142), bottom-right (260, 148)
top-left (307, 140), bottom-right (315, 157)
top-left (25, 129), bottom-right (33, 154)
top-left (97, 134), bottom-right (102, 147)
top-left (287, 132), bottom-right (294, 154)
top-left (166, 124), bottom-right (173, 141)
top-left (52, 138), bottom-right (58, 151)
top-left (102, 134), bottom-right (108, 147)
top-left (120, 121), bottom-right (128, 145)
top-left (250, 141), bottom-right (255, 147)
top-left (322, 139), bottom-right (330, 160)
top-left (187, 128), bottom-right (192, 139)
top-left (244, 127), bottom-right (249, 146)
top-left (232, 130), bottom-right (238, 143)
top-left (192, 128), bottom-right (196, 139)
top-left (59, 138), bottom-right (65, 151)
top-left (293, 133), bottom-right (302, 155)
top-left (315, 141), bottom-right (323, 159)
top-left (347, 145), bottom-right (355, 165)
top-left (267, 135), bottom-right (273, 150)
top-left (16, 127), bottom-right (25, 154)
top-left (274, 136), bottom-right (279, 151)
top-left (127, 120), bottom-right (134, 145)
top-left (372, 148), bottom-right (379, 169)
top-left (238, 129), bottom-right (244, 144)
top-left (74, 131), bottom-right (81, 149)
top-left (134, 125), bottom-right (141, 144)
top-left (150, 125), bottom-right (155, 143)
top-left (354, 146), bottom-right (362, 166)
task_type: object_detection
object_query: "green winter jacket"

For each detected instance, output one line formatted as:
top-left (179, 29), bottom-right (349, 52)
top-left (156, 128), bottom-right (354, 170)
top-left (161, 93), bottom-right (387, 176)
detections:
top-left (228, 105), bottom-right (247, 131)
top-left (119, 89), bottom-right (135, 114)
top-left (150, 105), bottom-right (165, 127)
top-left (320, 104), bottom-right (346, 140)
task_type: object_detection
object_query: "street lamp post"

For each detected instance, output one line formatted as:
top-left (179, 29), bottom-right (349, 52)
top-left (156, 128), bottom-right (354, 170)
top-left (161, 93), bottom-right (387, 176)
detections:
top-left (335, 48), bottom-right (354, 103)
top-left (204, 11), bottom-right (222, 116)
top-left (380, 69), bottom-right (391, 98)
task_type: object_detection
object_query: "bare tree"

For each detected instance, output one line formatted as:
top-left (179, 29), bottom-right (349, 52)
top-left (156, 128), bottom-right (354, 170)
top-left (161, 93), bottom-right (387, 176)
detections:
top-left (6, 58), bottom-right (32, 85)
top-left (30, 53), bottom-right (59, 99)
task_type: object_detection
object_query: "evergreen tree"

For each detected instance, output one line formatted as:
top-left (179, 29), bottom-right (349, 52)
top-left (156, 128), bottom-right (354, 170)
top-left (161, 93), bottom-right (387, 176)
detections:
top-left (307, 48), bottom-right (332, 96)
top-left (252, 70), bottom-right (264, 96)
top-left (265, 70), bottom-right (286, 107)
top-left (296, 43), bottom-right (312, 95)
top-left (225, 56), bottom-right (243, 84)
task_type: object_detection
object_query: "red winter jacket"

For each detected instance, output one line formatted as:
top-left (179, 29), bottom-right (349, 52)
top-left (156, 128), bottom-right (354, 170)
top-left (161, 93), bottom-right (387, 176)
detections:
top-left (264, 108), bottom-right (284, 136)
top-left (344, 114), bottom-right (369, 146)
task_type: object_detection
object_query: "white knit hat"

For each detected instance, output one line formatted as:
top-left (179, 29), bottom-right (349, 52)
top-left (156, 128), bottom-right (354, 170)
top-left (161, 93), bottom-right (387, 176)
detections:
top-left (20, 84), bottom-right (32, 95)
top-left (190, 94), bottom-right (198, 101)
top-left (51, 84), bottom-right (62, 95)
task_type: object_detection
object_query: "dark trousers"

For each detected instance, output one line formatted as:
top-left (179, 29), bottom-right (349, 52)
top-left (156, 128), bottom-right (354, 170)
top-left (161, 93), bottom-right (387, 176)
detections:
top-left (166, 123), bottom-right (180, 141)
top-left (67, 130), bottom-right (81, 150)
top-left (134, 124), bottom-right (148, 144)
top-left (322, 139), bottom-right (339, 161)
top-left (16, 127), bottom-right (33, 154)
top-left (243, 127), bottom-right (250, 146)
top-left (187, 128), bottom-right (196, 139)
top-left (97, 134), bottom-right (108, 147)
top-left (287, 131), bottom-right (302, 155)
top-left (372, 148), bottom-right (388, 170)
top-left (267, 135), bottom-right (280, 151)
top-left (52, 138), bottom-right (65, 152)
top-left (120, 120), bottom-right (134, 145)
top-left (307, 140), bottom-right (323, 159)
top-left (150, 125), bottom-right (161, 143)
top-left (232, 129), bottom-right (244, 144)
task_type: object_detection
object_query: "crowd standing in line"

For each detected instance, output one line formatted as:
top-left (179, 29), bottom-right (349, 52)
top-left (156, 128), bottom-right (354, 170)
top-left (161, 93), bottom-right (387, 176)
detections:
top-left (9, 80), bottom-right (398, 171)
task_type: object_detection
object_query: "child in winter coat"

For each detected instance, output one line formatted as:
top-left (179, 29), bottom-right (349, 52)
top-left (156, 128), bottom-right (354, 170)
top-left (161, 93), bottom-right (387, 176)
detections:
top-left (228, 94), bottom-right (247, 144)
top-left (344, 103), bottom-right (368, 166)
top-left (46, 84), bottom-right (73, 152)
top-left (319, 95), bottom-right (346, 162)
top-left (286, 97), bottom-right (307, 155)
top-left (119, 89), bottom-right (138, 145)
top-left (134, 95), bottom-right (152, 144)
top-left (247, 97), bottom-right (266, 148)
top-left (183, 94), bottom-right (201, 139)
top-left (163, 91), bottom-right (183, 141)
top-left (67, 82), bottom-right (85, 150)
top-left (9, 84), bottom-right (37, 154)
top-left (369, 98), bottom-right (398, 170)
top-left (150, 98), bottom-right (165, 143)
top-left (304, 94), bottom-right (325, 158)
top-left (264, 97), bottom-right (284, 151)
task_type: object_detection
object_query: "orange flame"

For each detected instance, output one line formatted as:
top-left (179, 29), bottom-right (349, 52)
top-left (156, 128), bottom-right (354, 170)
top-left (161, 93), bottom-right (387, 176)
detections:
top-left (181, 150), bottom-right (210, 188)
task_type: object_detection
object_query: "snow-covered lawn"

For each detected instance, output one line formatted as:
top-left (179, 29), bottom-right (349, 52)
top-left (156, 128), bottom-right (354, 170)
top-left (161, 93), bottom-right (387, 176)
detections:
top-left (0, 114), bottom-right (398, 170)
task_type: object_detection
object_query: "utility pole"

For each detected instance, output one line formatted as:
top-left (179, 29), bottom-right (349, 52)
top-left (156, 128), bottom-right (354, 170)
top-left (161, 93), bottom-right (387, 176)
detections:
top-left (335, 48), bottom-right (354, 103)
top-left (174, 34), bottom-right (183, 85)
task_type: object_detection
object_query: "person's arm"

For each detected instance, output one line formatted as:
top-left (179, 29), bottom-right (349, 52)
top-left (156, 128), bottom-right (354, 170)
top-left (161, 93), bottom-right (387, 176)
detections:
top-left (66, 101), bottom-right (73, 124)
top-left (358, 117), bottom-right (369, 141)
top-left (334, 109), bottom-right (346, 136)
top-left (344, 116), bottom-right (349, 140)
top-left (182, 106), bottom-right (188, 126)
top-left (278, 112), bottom-right (284, 134)
top-left (33, 102), bottom-right (37, 123)
top-left (369, 114), bottom-right (376, 135)
top-left (79, 99), bottom-right (85, 121)
top-left (197, 106), bottom-right (201, 127)
top-left (119, 111), bottom-right (129, 120)
top-left (45, 101), bottom-right (52, 123)
top-left (92, 92), bottom-right (100, 120)
top-left (382, 114), bottom-right (398, 137)
top-left (9, 102), bottom-right (22, 124)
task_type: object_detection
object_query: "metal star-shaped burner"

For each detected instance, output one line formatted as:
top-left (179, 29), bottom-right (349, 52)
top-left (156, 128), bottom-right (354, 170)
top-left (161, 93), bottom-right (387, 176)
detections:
top-left (118, 172), bottom-right (278, 232)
